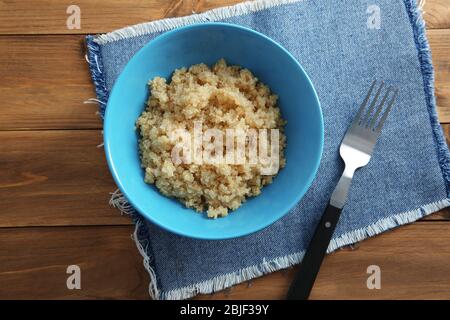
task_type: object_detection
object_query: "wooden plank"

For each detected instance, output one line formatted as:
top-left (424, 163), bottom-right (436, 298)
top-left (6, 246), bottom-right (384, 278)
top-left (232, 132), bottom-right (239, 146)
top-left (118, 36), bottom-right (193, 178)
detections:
top-left (424, 0), bottom-right (450, 29)
top-left (430, 29), bottom-right (450, 123)
top-left (0, 226), bottom-right (148, 299)
top-left (0, 0), bottom-right (243, 35)
top-left (0, 35), bottom-right (101, 130)
top-left (0, 130), bottom-right (130, 227)
top-left (198, 222), bottom-right (450, 300)
top-left (0, 129), bottom-right (448, 227)
top-left (1, 223), bottom-right (449, 299)
top-left (0, 0), bottom-right (447, 35)
top-left (0, 29), bottom-right (449, 130)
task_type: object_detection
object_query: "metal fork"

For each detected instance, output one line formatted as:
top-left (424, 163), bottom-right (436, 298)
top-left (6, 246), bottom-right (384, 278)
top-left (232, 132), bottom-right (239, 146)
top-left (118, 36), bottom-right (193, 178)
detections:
top-left (287, 80), bottom-right (399, 300)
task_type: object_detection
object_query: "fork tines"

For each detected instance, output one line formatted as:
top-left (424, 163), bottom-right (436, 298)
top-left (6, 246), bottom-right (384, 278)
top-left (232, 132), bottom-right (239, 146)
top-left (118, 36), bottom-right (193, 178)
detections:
top-left (354, 80), bottom-right (399, 133)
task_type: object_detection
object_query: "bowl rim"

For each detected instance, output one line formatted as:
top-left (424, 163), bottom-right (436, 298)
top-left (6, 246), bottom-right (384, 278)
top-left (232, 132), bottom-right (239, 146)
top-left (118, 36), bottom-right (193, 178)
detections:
top-left (103, 22), bottom-right (324, 240)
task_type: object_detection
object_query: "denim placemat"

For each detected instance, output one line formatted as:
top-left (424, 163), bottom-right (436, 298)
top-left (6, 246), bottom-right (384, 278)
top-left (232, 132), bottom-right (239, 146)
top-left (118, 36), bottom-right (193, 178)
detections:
top-left (86, 0), bottom-right (450, 299)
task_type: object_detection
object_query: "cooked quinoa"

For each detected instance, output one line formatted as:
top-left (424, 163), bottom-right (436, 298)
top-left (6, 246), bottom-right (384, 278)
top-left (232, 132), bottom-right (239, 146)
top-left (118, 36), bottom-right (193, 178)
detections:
top-left (136, 59), bottom-right (286, 218)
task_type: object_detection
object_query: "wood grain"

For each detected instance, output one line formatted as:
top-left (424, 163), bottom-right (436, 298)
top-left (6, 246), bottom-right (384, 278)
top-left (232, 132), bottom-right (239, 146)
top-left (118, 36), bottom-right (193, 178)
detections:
top-left (0, 226), bottom-right (148, 299)
top-left (0, 30), bottom-right (449, 131)
top-left (0, 128), bottom-right (448, 228)
top-left (198, 223), bottom-right (450, 300)
top-left (430, 29), bottom-right (450, 122)
top-left (0, 0), bottom-right (243, 35)
top-left (1, 223), bottom-right (449, 299)
top-left (0, 0), bottom-right (448, 35)
top-left (0, 35), bottom-right (101, 130)
top-left (424, 0), bottom-right (450, 29)
top-left (0, 130), bottom-right (130, 227)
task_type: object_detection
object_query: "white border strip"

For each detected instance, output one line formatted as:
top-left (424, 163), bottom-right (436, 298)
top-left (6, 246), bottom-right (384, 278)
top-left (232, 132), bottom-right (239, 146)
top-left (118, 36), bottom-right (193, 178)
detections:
top-left (94, 0), bottom-right (304, 45)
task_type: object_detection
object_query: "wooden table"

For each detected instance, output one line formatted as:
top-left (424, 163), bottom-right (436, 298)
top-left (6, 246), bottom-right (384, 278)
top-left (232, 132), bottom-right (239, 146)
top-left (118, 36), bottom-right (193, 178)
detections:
top-left (0, 0), bottom-right (449, 300)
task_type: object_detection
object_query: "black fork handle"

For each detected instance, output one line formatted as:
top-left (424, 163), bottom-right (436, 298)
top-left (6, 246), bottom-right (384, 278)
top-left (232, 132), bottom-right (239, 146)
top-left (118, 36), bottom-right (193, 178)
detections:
top-left (286, 203), bottom-right (342, 300)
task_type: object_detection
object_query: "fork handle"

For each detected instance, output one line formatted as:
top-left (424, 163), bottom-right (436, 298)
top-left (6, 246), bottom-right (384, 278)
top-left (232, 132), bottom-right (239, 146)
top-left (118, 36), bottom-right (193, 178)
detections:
top-left (286, 203), bottom-right (342, 300)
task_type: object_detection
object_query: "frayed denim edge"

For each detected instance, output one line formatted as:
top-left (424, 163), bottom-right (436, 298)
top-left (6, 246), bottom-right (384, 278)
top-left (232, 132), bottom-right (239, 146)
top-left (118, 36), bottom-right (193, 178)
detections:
top-left (404, 0), bottom-right (450, 196)
top-left (85, 36), bottom-right (108, 117)
top-left (85, 37), bottom-right (160, 299)
top-left (84, 0), bottom-right (450, 300)
top-left (93, 0), bottom-right (303, 45)
top-left (160, 198), bottom-right (449, 300)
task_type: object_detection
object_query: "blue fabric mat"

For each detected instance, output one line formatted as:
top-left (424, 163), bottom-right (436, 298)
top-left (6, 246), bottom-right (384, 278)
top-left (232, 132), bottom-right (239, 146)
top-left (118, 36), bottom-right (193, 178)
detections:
top-left (86, 0), bottom-right (450, 299)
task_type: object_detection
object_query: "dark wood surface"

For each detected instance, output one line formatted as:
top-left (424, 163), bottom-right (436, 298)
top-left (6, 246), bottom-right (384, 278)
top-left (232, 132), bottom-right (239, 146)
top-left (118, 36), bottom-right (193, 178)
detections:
top-left (0, 0), bottom-right (449, 299)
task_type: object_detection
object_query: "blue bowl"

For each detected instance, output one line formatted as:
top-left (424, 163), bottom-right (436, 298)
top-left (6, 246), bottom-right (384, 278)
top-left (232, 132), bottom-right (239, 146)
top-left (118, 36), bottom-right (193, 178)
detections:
top-left (104, 23), bottom-right (323, 240)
